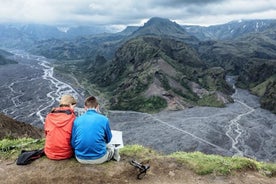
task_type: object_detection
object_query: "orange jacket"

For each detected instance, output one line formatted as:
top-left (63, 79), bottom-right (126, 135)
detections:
top-left (44, 107), bottom-right (76, 160)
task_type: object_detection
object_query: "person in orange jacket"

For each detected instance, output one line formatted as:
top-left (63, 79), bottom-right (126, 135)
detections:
top-left (44, 94), bottom-right (77, 160)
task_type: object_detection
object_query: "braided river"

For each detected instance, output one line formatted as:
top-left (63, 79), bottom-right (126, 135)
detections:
top-left (0, 51), bottom-right (275, 162)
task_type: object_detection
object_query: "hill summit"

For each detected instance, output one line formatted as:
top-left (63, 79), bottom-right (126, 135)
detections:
top-left (131, 17), bottom-right (198, 44)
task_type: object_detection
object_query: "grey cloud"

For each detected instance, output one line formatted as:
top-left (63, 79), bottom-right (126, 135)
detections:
top-left (0, 0), bottom-right (275, 27)
top-left (154, 0), bottom-right (226, 7)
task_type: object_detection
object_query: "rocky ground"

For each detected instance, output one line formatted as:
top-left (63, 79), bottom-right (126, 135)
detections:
top-left (108, 92), bottom-right (276, 162)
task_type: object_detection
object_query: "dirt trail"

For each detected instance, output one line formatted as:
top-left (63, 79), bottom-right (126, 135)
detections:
top-left (0, 157), bottom-right (275, 184)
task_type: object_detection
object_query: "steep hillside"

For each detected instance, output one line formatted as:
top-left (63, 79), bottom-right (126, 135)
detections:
top-left (0, 49), bottom-right (13, 57)
top-left (0, 113), bottom-right (43, 139)
top-left (79, 35), bottom-right (233, 112)
top-left (260, 80), bottom-right (276, 113)
top-left (251, 75), bottom-right (276, 114)
top-left (0, 49), bottom-right (17, 65)
top-left (197, 27), bottom-right (276, 113)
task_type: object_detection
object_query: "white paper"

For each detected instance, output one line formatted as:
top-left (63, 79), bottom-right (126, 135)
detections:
top-left (110, 130), bottom-right (124, 148)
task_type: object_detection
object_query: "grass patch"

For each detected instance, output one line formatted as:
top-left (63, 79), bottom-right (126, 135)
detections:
top-left (1, 138), bottom-right (275, 177)
top-left (0, 138), bottom-right (45, 160)
top-left (170, 151), bottom-right (276, 176)
top-left (120, 144), bottom-right (159, 159)
top-left (257, 162), bottom-right (276, 177)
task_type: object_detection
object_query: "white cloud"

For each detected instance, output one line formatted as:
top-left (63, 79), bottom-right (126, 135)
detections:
top-left (0, 0), bottom-right (275, 26)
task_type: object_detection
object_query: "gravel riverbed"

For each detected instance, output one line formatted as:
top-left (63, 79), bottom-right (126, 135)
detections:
top-left (0, 51), bottom-right (275, 162)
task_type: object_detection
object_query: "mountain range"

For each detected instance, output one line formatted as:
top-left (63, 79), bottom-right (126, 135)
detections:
top-left (0, 17), bottom-right (275, 113)
top-left (183, 19), bottom-right (276, 41)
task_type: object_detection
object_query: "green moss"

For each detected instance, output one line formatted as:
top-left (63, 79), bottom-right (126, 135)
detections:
top-left (112, 96), bottom-right (167, 113)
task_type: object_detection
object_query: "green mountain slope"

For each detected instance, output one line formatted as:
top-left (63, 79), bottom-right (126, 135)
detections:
top-left (197, 28), bottom-right (276, 113)
top-left (26, 17), bottom-right (276, 113)
top-left (77, 36), bottom-right (233, 112)
top-left (251, 75), bottom-right (276, 113)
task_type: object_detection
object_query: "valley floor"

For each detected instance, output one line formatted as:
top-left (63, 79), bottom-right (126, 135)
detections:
top-left (1, 51), bottom-right (276, 162)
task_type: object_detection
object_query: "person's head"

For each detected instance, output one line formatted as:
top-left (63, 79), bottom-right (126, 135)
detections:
top-left (59, 94), bottom-right (77, 109)
top-left (84, 96), bottom-right (99, 109)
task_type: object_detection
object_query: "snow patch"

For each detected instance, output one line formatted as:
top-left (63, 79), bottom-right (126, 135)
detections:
top-left (57, 26), bottom-right (70, 33)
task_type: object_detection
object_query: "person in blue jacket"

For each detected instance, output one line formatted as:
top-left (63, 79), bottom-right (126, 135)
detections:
top-left (71, 96), bottom-right (119, 164)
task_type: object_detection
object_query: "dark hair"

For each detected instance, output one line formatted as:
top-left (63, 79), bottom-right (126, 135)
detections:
top-left (85, 96), bottom-right (98, 108)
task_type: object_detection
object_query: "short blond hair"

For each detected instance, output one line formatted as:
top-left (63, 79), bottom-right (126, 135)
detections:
top-left (59, 94), bottom-right (77, 106)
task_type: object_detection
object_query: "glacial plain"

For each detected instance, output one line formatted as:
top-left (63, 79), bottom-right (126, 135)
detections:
top-left (0, 51), bottom-right (275, 162)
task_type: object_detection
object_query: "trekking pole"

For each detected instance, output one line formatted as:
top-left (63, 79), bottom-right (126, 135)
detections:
top-left (129, 160), bottom-right (150, 179)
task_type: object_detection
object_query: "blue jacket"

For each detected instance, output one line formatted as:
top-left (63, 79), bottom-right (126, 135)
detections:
top-left (71, 109), bottom-right (112, 160)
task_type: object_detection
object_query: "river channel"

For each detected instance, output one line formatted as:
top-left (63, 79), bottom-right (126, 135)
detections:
top-left (0, 51), bottom-right (275, 162)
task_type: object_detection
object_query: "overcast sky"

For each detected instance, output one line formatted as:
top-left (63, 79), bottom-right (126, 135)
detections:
top-left (1, 0), bottom-right (275, 30)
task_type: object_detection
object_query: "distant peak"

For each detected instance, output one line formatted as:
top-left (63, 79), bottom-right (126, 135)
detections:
top-left (146, 17), bottom-right (171, 24)
top-left (142, 17), bottom-right (181, 29)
